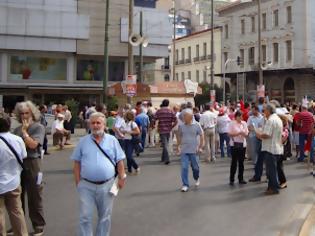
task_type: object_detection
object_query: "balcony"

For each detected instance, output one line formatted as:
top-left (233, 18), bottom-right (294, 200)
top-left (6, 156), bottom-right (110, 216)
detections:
top-left (193, 57), bottom-right (200, 62)
top-left (200, 55), bottom-right (207, 61)
top-left (185, 58), bottom-right (192, 64)
top-left (175, 61), bottom-right (179, 65)
top-left (161, 65), bottom-right (170, 71)
top-left (179, 59), bottom-right (185, 65)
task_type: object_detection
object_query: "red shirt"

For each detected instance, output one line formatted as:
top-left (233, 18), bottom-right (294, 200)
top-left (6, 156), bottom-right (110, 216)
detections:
top-left (296, 111), bottom-right (314, 134)
top-left (154, 107), bottom-right (177, 134)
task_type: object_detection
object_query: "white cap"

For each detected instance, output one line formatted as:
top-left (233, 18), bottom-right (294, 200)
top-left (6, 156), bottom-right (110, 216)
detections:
top-left (182, 108), bottom-right (193, 115)
top-left (57, 113), bottom-right (65, 118)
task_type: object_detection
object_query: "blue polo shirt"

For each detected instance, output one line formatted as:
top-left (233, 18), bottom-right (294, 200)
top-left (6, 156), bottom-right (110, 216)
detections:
top-left (71, 134), bottom-right (125, 182)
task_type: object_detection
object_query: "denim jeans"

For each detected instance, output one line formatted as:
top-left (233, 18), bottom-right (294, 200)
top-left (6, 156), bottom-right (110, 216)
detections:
top-left (160, 133), bottom-right (170, 163)
top-left (124, 139), bottom-right (139, 173)
top-left (141, 128), bottom-right (147, 150)
top-left (299, 133), bottom-right (308, 161)
top-left (77, 179), bottom-right (115, 236)
top-left (263, 151), bottom-right (279, 192)
top-left (181, 153), bottom-right (200, 187)
top-left (219, 133), bottom-right (231, 157)
top-left (310, 137), bottom-right (315, 164)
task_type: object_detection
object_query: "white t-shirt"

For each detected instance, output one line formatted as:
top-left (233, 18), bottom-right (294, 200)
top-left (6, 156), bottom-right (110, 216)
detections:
top-left (52, 120), bottom-right (64, 134)
top-left (123, 121), bottom-right (138, 140)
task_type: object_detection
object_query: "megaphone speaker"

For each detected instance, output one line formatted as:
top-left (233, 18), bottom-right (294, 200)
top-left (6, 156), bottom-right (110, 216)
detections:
top-left (129, 33), bottom-right (142, 47)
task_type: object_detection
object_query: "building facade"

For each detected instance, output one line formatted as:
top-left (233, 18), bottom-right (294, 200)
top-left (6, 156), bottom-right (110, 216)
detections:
top-left (169, 28), bottom-right (222, 85)
top-left (0, 0), bottom-right (172, 110)
top-left (218, 0), bottom-right (315, 103)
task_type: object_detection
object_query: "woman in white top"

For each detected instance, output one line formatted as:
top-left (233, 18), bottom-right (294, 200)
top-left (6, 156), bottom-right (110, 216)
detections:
top-left (122, 111), bottom-right (140, 174)
top-left (228, 110), bottom-right (249, 186)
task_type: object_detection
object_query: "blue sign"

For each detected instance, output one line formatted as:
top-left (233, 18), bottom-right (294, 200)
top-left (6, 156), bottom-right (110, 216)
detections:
top-left (134, 0), bottom-right (156, 8)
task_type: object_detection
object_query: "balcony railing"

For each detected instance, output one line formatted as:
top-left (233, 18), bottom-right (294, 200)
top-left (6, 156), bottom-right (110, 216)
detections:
top-left (185, 58), bottom-right (192, 64)
top-left (193, 57), bottom-right (200, 62)
top-left (200, 55), bottom-right (207, 61)
top-left (161, 65), bottom-right (170, 70)
top-left (179, 59), bottom-right (185, 64)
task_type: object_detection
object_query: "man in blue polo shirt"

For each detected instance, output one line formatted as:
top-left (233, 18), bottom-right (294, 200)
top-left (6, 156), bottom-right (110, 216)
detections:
top-left (71, 112), bottom-right (126, 236)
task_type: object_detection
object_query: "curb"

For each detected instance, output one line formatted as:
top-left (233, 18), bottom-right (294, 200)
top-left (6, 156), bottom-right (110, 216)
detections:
top-left (299, 204), bottom-right (315, 236)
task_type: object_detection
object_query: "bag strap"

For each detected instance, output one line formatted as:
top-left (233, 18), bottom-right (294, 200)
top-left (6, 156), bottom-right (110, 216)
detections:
top-left (92, 139), bottom-right (118, 176)
top-left (0, 136), bottom-right (24, 169)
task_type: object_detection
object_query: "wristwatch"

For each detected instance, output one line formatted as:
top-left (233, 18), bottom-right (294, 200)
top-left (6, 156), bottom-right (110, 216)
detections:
top-left (118, 173), bottom-right (127, 180)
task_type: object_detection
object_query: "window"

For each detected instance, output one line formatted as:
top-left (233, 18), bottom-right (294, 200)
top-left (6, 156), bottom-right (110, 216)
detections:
top-left (251, 16), bottom-right (255, 32)
top-left (262, 13), bottom-right (267, 30)
top-left (241, 19), bottom-right (245, 34)
top-left (287, 6), bottom-right (292, 24)
top-left (188, 71), bottom-right (191, 80)
top-left (262, 45), bottom-right (267, 63)
top-left (286, 40), bottom-right (292, 61)
top-left (164, 74), bottom-right (170, 82)
top-left (188, 46), bottom-right (191, 60)
top-left (196, 44), bottom-right (199, 58)
top-left (175, 73), bottom-right (179, 81)
top-left (248, 47), bottom-right (255, 65)
top-left (240, 49), bottom-right (244, 68)
top-left (203, 42), bottom-right (207, 56)
top-left (273, 43), bottom-right (279, 63)
top-left (203, 70), bottom-right (207, 82)
top-left (164, 57), bottom-right (169, 67)
top-left (196, 70), bottom-right (200, 83)
top-left (225, 24), bottom-right (229, 39)
top-left (181, 48), bottom-right (185, 61)
top-left (223, 52), bottom-right (228, 64)
top-left (181, 72), bottom-right (185, 81)
top-left (273, 9), bottom-right (279, 27)
top-left (175, 49), bottom-right (179, 63)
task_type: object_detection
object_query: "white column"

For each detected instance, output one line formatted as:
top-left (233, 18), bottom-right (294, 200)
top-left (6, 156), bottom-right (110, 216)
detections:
top-left (67, 55), bottom-right (75, 84)
top-left (1, 53), bottom-right (8, 83)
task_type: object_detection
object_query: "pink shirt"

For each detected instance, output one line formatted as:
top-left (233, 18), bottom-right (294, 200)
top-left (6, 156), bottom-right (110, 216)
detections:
top-left (228, 120), bottom-right (249, 147)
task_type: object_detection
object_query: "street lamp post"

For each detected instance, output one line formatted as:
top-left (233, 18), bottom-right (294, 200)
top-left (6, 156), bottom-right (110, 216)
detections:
top-left (210, 0), bottom-right (214, 89)
top-left (103, 0), bottom-right (110, 104)
top-left (172, 0), bottom-right (176, 81)
top-left (127, 0), bottom-right (134, 104)
top-left (257, 0), bottom-right (263, 86)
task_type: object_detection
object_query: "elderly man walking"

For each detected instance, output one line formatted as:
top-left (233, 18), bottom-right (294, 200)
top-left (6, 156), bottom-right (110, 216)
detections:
top-left (13, 101), bottom-right (46, 236)
top-left (200, 103), bottom-right (217, 162)
top-left (256, 104), bottom-right (283, 195)
top-left (0, 112), bottom-right (28, 236)
top-left (71, 112), bottom-right (126, 236)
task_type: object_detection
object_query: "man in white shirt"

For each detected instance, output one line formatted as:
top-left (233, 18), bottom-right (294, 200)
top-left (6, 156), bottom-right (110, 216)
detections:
top-left (200, 103), bottom-right (218, 162)
top-left (52, 113), bottom-right (71, 149)
top-left (0, 112), bottom-right (28, 236)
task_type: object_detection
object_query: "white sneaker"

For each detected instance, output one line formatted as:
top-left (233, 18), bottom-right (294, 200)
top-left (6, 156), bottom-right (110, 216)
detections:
top-left (136, 168), bottom-right (141, 173)
top-left (181, 186), bottom-right (189, 192)
top-left (195, 179), bottom-right (200, 187)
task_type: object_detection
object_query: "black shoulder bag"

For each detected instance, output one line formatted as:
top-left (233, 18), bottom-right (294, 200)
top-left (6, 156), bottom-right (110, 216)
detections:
top-left (92, 139), bottom-right (118, 177)
top-left (0, 136), bottom-right (24, 169)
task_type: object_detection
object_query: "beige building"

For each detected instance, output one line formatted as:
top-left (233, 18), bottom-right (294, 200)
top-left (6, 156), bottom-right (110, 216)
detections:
top-left (170, 28), bottom-right (222, 85)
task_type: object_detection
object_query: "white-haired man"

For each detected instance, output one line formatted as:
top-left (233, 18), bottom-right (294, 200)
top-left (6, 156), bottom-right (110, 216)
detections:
top-left (13, 101), bottom-right (46, 236)
top-left (71, 112), bottom-right (126, 236)
top-left (177, 109), bottom-right (204, 192)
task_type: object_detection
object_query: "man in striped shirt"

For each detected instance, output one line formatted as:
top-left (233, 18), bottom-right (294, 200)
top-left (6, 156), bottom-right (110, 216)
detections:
top-left (296, 105), bottom-right (314, 162)
top-left (154, 99), bottom-right (177, 164)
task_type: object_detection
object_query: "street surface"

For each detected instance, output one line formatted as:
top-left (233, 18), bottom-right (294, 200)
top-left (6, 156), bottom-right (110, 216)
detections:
top-left (5, 131), bottom-right (315, 236)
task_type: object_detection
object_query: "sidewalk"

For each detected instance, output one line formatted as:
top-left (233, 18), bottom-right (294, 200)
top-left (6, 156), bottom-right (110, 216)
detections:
top-left (46, 128), bottom-right (86, 152)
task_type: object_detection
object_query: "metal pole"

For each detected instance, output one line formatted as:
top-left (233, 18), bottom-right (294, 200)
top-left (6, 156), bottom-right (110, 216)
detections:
top-left (103, 0), bottom-right (110, 104)
top-left (127, 0), bottom-right (134, 104)
top-left (139, 11), bottom-right (143, 83)
top-left (210, 0), bottom-right (214, 89)
top-left (172, 0), bottom-right (176, 81)
top-left (257, 0), bottom-right (263, 86)
top-left (223, 67), bottom-right (226, 105)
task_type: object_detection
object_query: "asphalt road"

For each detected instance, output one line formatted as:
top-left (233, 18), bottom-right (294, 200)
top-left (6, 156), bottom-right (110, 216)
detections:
top-left (5, 142), bottom-right (315, 236)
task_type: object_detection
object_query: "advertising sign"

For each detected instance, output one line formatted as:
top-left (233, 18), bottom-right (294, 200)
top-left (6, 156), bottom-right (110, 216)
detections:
top-left (210, 89), bottom-right (216, 102)
top-left (257, 85), bottom-right (265, 98)
top-left (125, 75), bottom-right (137, 97)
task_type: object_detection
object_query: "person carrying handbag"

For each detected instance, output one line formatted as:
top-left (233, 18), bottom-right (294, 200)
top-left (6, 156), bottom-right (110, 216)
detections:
top-left (228, 110), bottom-right (249, 186)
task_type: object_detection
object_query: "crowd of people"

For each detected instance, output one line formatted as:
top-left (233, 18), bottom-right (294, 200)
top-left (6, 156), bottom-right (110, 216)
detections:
top-left (0, 97), bottom-right (315, 236)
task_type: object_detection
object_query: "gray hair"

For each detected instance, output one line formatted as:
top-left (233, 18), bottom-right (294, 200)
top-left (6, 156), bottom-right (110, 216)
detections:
top-left (265, 103), bottom-right (276, 114)
top-left (14, 101), bottom-right (41, 123)
top-left (89, 112), bottom-right (106, 123)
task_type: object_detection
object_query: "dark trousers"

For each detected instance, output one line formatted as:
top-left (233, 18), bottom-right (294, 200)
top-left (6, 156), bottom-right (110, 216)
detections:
top-left (253, 140), bottom-right (264, 180)
top-left (219, 133), bottom-right (231, 157)
top-left (21, 158), bottom-right (46, 230)
top-left (264, 151), bottom-right (279, 192)
top-left (277, 155), bottom-right (287, 184)
top-left (43, 135), bottom-right (48, 153)
top-left (124, 139), bottom-right (139, 173)
top-left (230, 147), bottom-right (246, 182)
top-left (299, 133), bottom-right (308, 161)
top-left (118, 139), bottom-right (125, 151)
top-left (160, 133), bottom-right (170, 163)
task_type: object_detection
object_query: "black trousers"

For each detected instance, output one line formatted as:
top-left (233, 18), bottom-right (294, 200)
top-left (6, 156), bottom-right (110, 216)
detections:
top-left (230, 146), bottom-right (246, 182)
top-left (276, 155), bottom-right (287, 184)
